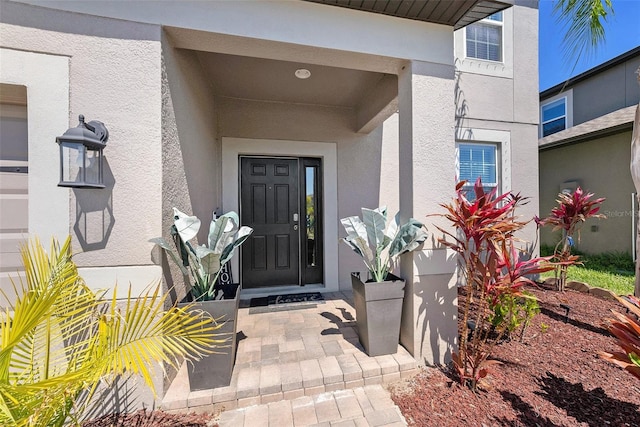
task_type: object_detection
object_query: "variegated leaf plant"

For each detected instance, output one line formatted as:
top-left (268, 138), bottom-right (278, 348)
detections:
top-left (340, 206), bottom-right (427, 282)
top-left (151, 208), bottom-right (253, 301)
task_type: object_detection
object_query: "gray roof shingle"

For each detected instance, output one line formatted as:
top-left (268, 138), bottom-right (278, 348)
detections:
top-left (538, 105), bottom-right (636, 150)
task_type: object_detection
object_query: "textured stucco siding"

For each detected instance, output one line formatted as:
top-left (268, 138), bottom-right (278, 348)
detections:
top-left (397, 60), bottom-right (458, 366)
top-left (1, 2), bottom-right (163, 270)
top-left (14, 0), bottom-right (454, 70)
top-left (1, 0), bottom-right (539, 373)
top-left (539, 131), bottom-right (635, 254)
top-left (453, 3), bottom-right (540, 249)
top-left (0, 2), bottom-right (166, 415)
top-left (563, 56), bottom-right (640, 127)
top-left (214, 96), bottom-right (402, 289)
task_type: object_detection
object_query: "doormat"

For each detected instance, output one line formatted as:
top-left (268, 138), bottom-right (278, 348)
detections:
top-left (246, 292), bottom-right (324, 313)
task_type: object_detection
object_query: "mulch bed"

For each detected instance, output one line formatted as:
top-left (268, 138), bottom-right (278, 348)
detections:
top-left (82, 409), bottom-right (217, 427)
top-left (390, 282), bottom-right (640, 426)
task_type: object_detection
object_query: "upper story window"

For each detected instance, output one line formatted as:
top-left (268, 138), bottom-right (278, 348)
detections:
top-left (541, 97), bottom-right (567, 137)
top-left (457, 143), bottom-right (499, 197)
top-left (465, 12), bottom-right (503, 62)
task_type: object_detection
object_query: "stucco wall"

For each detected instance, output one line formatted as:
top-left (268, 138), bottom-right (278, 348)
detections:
top-left (15, 0), bottom-right (454, 71)
top-left (0, 2), bottom-right (166, 414)
top-left (453, 3), bottom-right (540, 248)
top-left (562, 56), bottom-right (640, 126)
top-left (215, 96), bottom-right (401, 289)
top-left (1, 2), bottom-right (163, 277)
top-left (160, 40), bottom-right (221, 301)
top-left (539, 131), bottom-right (636, 254)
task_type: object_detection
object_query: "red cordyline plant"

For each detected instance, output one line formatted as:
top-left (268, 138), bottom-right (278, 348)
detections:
top-left (436, 179), bottom-right (554, 390)
top-left (599, 295), bottom-right (640, 381)
top-left (536, 187), bottom-right (605, 291)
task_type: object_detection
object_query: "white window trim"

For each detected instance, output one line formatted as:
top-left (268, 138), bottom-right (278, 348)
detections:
top-left (540, 89), bottom-right (574, 138)
top-left (541, 97), bottom-right (567, 137)
top-left (456, 128), bottom-right (511, 195)
top-left (453, 7), bottom-right (513, 78)
top-left (464, 14), bottom-right (504, 63)
top-left (0, 48), bottom-right (70, 241)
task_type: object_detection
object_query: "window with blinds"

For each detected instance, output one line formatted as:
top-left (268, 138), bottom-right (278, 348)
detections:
top-left (457, 143), bottom-right (498, 195)
top-left (465, 12), bottom-right (503, 62)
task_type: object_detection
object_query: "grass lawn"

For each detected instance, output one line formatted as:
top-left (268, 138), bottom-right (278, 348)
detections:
top-left (540, 267), bottom-right (635, 295)
top-left (539, 246), bottom-right (636, 295)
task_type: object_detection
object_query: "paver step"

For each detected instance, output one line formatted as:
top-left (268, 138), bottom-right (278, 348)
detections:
top-left (162, 348), bottom-right (417, 412)
top-left (215, 384), bottom-right (408, 427)
top-left (161, 291), bottom-right (418, 420)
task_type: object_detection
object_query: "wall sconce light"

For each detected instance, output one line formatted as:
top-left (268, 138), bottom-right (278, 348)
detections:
top-left (56, 115), bottom-right (109, 188)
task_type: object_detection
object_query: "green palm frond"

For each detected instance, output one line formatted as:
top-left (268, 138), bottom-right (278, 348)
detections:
top-left (90, 285), bottom-right (226, 396)
top-left (0, 237), bottom-right (223, 426)
top-left (554, 0), bottom-right (614, 65)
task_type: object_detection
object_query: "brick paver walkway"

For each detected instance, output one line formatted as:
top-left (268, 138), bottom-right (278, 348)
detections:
top-left (163, 291), bottom-right (415, 426)
top-left (217, 385), bottom-right (406, 426)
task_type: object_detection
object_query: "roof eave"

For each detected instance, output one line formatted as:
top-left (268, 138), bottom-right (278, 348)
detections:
top-left (538, 121), bottom-right (634, 151)
top-left (540, 46), bottom-right (640, 99)
top-left (302, 0), bottom-right (514, 29)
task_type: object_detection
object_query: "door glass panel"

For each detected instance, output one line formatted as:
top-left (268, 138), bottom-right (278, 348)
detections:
top-left (305, 166), bottom-right (317, 267)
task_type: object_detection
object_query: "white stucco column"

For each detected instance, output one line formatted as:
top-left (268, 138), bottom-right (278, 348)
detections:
top-left (397, 60), bottom-right (458, 366)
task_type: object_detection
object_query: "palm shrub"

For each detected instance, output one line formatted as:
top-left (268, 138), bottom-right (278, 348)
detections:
top-left (437, 179), bottom-right (554, 390)
top-left (599, 295), bottom-right (640, 380)
top-left (536, 187), bottom-right (605, 291)
top-left (0, 237), bottom-right (223, 427)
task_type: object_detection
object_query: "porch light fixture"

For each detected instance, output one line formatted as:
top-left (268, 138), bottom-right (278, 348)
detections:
top-left (295, 68), bottom-right (311, 79)
top-left (56, 114), bottom-right (109, 188)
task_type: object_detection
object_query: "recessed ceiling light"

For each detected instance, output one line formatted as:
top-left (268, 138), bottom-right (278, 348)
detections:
top-left (295, 68), bottom-right (311, 79)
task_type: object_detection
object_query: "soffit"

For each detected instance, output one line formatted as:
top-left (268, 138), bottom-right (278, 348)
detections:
top-left (303, 0), bottom-right (514, 29)
top-left (196, 51), bottom-right (387, 108)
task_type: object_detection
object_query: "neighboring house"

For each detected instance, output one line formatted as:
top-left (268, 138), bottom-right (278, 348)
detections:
top-left (539, 47), bottom-right (640, 256)
top-left (0, 0), bottom-right (539, 410)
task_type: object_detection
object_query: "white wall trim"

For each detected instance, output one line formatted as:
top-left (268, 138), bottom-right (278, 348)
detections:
top-left (0, 48), bottom-right (70, 242)
top-left (455, 127), bottom-right (512, 194)
top-left (221, 137), bottom-right (339, 292)
top-left (78, 265), bottom-right (162, 299)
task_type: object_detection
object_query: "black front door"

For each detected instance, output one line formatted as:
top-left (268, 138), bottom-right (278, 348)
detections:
top-left (241, 157), bottom-right (300, 288)
top-left (240, 156), bottom-right (324, 288)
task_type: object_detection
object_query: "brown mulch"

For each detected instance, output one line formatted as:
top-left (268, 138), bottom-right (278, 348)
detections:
top-left (82, 409), bottom-right (217, 427)
top-left (390, 283), bottom-right (640, 426)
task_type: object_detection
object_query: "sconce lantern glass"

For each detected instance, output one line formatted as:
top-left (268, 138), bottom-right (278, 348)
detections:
top-left (56, 115), bottom-right (108, 188)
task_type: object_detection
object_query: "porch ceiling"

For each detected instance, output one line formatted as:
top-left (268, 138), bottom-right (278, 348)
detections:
top-left (303, 0), bottom-right (514, 29)
top-left (196, 51), bottom-right (389, 109)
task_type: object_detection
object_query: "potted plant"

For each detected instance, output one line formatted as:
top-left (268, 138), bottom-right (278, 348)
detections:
top-left (341, 206), bottom-right (427, 356)
top-left (151, 208), bottom-right (253, 390)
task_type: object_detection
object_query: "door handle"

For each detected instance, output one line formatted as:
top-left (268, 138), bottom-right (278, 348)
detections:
top-left (293, 213), bottom-right (299, 222)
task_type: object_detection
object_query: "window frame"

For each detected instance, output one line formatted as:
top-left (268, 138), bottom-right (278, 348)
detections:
top-left (464, 12), bottom-right (504, 63)
top-left (456, 142), bottom-right (500, 195)
top-left (540, 97), bottom-right (567, 137)
top-left (539, 90), bottom-right (574, 138)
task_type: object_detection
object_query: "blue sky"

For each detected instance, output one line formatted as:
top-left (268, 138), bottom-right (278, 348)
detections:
top-left (539, 0), bottom-right (640, 91)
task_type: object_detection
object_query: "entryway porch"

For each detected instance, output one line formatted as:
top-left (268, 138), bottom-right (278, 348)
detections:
top-left (162, 291), bottom-right (416, 425)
